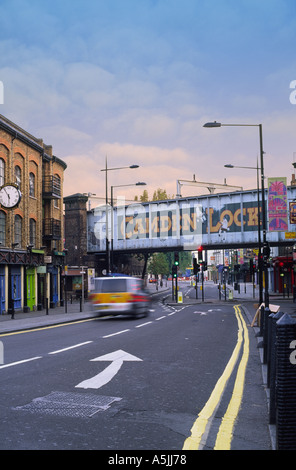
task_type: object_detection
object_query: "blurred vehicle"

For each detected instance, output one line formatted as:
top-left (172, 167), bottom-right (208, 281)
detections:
top-left (89, 276), bottom-right (151, 317)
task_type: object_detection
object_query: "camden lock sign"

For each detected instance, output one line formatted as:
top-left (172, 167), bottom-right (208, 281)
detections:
top-left (87, 186), bottom-right (296, 253)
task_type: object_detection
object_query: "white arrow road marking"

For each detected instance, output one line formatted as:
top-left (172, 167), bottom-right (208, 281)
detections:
top-left (75, 349), bottom-right (142, 390)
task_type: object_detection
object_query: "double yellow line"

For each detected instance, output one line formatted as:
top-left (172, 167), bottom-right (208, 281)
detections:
top-left (183, 305), bottom-right (249, 450)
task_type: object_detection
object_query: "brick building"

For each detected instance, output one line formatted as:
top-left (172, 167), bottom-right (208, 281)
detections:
top-left (64, 193), bottom-right (145, 295)
top-left (0, 114), bottom-right (67, 314)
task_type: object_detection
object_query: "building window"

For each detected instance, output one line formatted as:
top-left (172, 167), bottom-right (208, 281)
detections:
top-left (29, 218), bottom-right (36, 246)
top-left (15, 166), bottom-right (21, 190)
top-left (14, 215), bottom-right (22, 247)
top-left (54, 175), bottom-right (61, 208)
top-left (29, 172), bottom-right (35, 197)
top-left (0, 211), bottom-right (5, 245)
top-left (0, 159), bottom-right (5, 187)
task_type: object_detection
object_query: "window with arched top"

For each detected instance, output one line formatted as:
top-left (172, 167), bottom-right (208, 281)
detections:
top-left (0, 159), bottom-right (5, 187)
top-left (29, 172), bottom-right (35, 197)
top-left (15, 165), bottom-right (21, 190)
top-left (14, 214), bottom-right (22, 247)
top-left (0, 211), bottom-right (6, 245)
top-left (29, 218), bottom-right (36, 246)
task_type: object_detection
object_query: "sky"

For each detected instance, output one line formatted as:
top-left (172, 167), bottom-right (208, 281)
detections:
top-left (0, 0), bottom-right (296, 204)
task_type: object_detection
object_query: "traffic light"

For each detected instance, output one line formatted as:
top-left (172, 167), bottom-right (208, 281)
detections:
top-left (174, 252), bottom-right (179, 266)
top-left (249, 259), bottom-right (256, 275)
top-left (263, 242), bottom-right (271, 261)
top-left (193, 258), bottom-right (200, 275)
top-left (201, 261), bottom-right (207, 271)
top-left (172, 265), bottom-right (178, 278)
top-left (197, 246), bottom-right (203, 262)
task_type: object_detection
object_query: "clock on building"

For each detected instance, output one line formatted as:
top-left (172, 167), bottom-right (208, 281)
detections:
top-left (0, 183), bottom-right (21, 209)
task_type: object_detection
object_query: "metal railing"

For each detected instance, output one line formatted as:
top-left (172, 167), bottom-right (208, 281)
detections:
top-left (260, 307), bottom-right (296, 449)
top-left (43, 218), bottom-right (61, 239)
top-left (42, 175), bottom-right (61, 198)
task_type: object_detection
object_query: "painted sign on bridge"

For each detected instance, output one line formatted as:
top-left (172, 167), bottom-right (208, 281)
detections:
top-left (87, 186), bottom-right (296, 253)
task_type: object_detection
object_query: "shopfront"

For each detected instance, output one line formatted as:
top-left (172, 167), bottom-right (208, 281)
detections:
top-left (26, 267), bottom-right (36, 311)
top-left (273, 256), bottom-right (294, 295)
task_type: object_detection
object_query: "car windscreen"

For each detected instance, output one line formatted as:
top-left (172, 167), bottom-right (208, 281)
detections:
top-left (97, 279), bottom-right (128, 293)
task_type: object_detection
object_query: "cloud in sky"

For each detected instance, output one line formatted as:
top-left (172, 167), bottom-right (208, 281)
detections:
top-left (0, 0), bottom-right (296, 200)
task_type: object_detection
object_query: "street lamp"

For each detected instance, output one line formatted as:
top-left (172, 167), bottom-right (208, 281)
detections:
top-left (110, 182), bottom-right (146, 272)
top-left (110, 182), bottom-right (146, 206)
top-left (224, 162), bottom-right (263, 304)
top-left (204, 121), bottom-right (269, 308)
top-left (100, 158), bottom-right (139, 274)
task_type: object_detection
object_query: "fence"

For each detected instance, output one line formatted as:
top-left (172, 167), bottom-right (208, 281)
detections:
top-left (261, 307), bottom-right (296, 449)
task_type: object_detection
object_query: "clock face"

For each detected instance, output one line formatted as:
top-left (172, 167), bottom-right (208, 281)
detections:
top-left (0, 184), bottom-right (21, 209)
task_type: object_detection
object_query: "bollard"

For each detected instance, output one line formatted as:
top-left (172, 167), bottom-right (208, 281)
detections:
top-left (275, 313), bottom-right (296, 450)
top-left (46, 297), bottom-right (49, 315)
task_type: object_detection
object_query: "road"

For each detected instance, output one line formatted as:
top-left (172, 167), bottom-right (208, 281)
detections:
top-left (0, 282), bottom-right (271, 451)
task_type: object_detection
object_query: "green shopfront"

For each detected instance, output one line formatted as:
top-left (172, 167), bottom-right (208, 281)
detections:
top-left (0, 248), bottom-right (46, 314)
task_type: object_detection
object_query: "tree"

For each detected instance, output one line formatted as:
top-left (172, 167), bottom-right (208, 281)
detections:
top-left (148, 253), bottom-right (170, 278)
top-left (165, 251), bottom-right (192, 276)
top-left (134, 189), bottom-right (149, 202)
top-left (134, 188), bottom-right (173, 202)
top-left (152, 188), bottom-right (170, 201)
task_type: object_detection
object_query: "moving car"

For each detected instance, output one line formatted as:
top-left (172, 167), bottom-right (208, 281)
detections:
top-left (89, 276), bottom-right (151, 317)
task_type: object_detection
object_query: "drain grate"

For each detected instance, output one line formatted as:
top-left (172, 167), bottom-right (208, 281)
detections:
top-left (14, 391), bottom-right (121, 418)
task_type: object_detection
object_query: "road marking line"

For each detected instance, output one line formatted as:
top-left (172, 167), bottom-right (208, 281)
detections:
top-left (0, 356), bottom-right (42, 369)
top-left (102, 329), bottom-right (130, 338)
top-left (214, 305), bottom-right (249, 450)
top-left (0, 318), bottom-right (97, 337)
top-left (156, 316), bottom-right (166, 321)
top-left (135, 322), bottom-right (152, 328)
top-left (49, 341), bottom-right (93, 355)
top-left (183, 305), bottom-right (247, 450)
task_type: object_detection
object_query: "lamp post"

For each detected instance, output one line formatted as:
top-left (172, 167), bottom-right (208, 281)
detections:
top-left (110, 182), bottom-right (146, 272)
top-left (100, 158), bottom-right (139, 275)
top-left (224, 162), bottom-right (263, 304)
top-left (204, 121), bottom-right (269, 308)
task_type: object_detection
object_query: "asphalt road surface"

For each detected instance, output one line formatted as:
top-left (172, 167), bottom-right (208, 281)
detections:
top-left (0, 284), bottom-right (271, 452)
